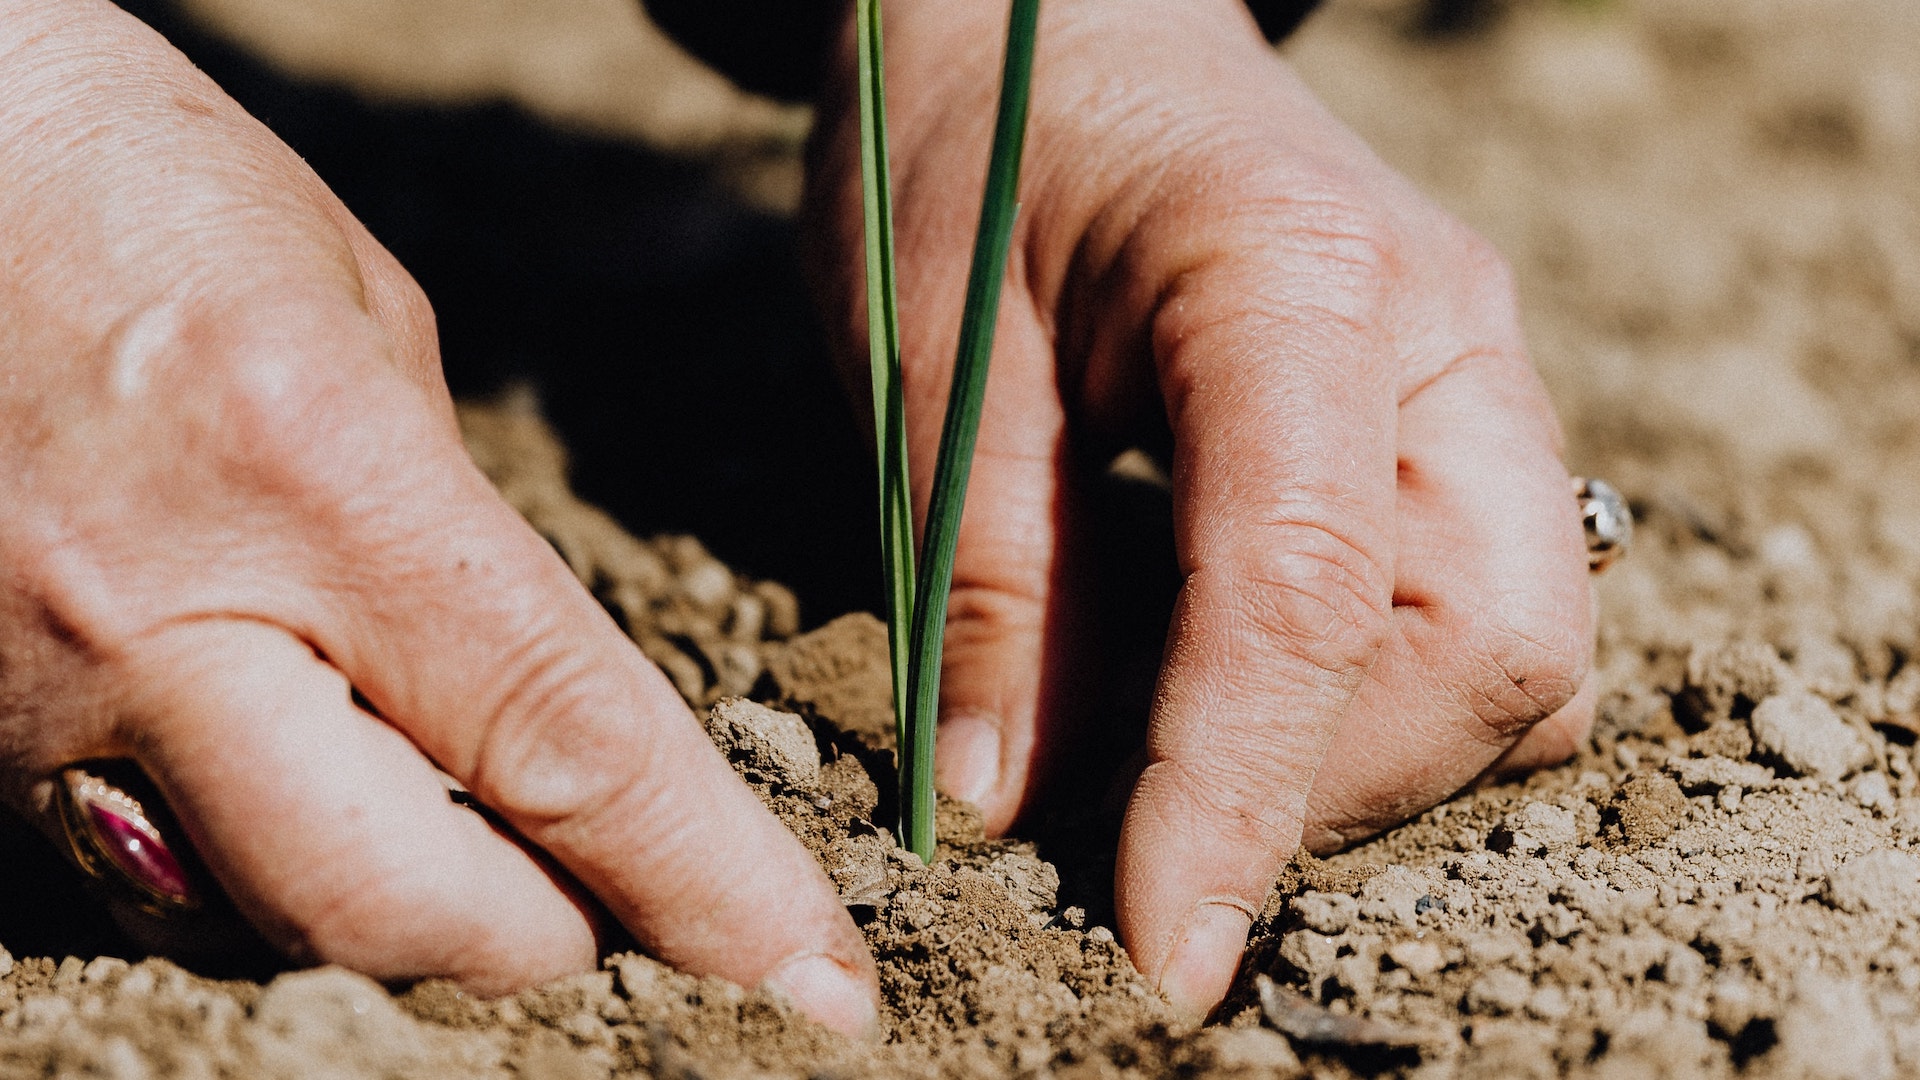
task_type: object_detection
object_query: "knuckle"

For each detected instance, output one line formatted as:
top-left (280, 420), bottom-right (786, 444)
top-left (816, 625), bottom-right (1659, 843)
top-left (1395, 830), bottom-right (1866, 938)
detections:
top-left (462, 633), bottom-right (656, 829)
top-left (944, 580), bottom-right (1045, 648)
top-left (1229, 525), bottom-right (1392, 684)
top-left (1199, 143), bottom-right (1392, 246)
top-left (216, 348), bottom-right (356, 467)
top-left (1275, 192), bottom-right (1402, 292)
top-left (1448, 224), bottom-right (1517, 300)
top-left (1222, 181), bottom-right (1403, 317)
top-left (358, 260), bottom-right (442, 380)
top-left (187, 294), bottom-right (419, 500)
top-left (215, 351), bottom-right (338, 467)
top-left (1452, 234), bottom-right (1527, 344)
top-left (1146, 165), bottom-right (1408, 383)
top-left (1142, 755), bottom-right (1300, 856)
top-left (1169, 144), bottom-right (1404, 287)
top-left (380, 271), bottom-right (437, 346)
top-left (283, 855), bottom-right (468, 973)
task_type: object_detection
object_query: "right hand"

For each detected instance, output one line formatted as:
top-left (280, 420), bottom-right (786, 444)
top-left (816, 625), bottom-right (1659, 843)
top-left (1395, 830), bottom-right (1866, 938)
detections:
top-left (805, 0), bottom-right (1593, 1020)
top-left (0, 0), bottom-right (877, 1037)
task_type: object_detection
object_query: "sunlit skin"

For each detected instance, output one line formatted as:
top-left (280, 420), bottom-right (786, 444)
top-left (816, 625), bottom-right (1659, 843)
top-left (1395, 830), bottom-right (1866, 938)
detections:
top-left (0, 0), bottom-right (1590, 1032)
top-left (812, 0), bottom-right (1594, 1016)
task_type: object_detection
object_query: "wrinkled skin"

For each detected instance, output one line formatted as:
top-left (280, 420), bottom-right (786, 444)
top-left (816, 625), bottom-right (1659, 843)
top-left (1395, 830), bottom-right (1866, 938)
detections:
top-left (808, 0), bottom-right (1593, 1016)
top-left (0, 0), bottom-right (876, 1038)
top-left (0, 0), bottom-right (1589, 1030)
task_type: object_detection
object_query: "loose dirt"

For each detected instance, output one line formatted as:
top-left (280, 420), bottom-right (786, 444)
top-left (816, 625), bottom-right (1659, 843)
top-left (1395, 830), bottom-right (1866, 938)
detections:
top-left (6, 0), bottom-right (1920, 1076)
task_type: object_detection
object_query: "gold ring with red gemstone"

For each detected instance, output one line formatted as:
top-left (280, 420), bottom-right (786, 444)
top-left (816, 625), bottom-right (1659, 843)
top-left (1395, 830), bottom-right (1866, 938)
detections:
top-left (53, 766), bottom-right (204, 916)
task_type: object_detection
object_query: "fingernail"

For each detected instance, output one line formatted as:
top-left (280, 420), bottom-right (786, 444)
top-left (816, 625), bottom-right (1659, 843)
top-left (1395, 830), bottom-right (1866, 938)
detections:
top-left (935, 710), bottom-right (1003, 808)
top-left (761, 952), bottom-right (882, 1041)
top-left (1157, 901), bottom-right (1254, 1022)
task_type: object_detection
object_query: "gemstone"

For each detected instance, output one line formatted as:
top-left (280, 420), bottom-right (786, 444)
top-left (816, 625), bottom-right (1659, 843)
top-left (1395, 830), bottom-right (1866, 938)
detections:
top-left (86, 800), bottom-right (194, 907)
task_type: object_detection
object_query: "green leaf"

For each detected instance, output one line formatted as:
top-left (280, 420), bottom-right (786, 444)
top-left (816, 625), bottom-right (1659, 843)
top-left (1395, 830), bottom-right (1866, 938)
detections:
top-left (901, 0), bottom-right (1042, 861)
top-left (854, 0), bottom-right (915, 782)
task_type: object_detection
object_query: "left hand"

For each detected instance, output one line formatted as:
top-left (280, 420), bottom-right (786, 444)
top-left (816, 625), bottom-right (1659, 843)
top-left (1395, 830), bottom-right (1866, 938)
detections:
top-left (808, 0), bottom-right (1595, 1018)
top-left (0, 1), bottom-right (878, 1034)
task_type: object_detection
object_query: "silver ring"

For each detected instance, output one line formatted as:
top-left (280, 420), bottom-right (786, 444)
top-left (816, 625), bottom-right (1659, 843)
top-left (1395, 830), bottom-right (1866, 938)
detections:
top-left (1575, 476), bottom-right (1631, 573)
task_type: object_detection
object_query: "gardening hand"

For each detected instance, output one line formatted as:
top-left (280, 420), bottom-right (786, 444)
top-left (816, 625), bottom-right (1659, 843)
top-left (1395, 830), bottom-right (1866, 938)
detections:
top-left (810, 0), bottom-right (1593, 1019)
top-left (0, 0), bottom-right (878, 1036)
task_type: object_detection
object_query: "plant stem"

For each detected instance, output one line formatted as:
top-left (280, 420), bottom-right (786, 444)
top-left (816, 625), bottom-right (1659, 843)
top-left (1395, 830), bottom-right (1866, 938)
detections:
top-left (854, 0), bottom-right (915, 769)
top-left (901, 0), bottom-right (1041, 861)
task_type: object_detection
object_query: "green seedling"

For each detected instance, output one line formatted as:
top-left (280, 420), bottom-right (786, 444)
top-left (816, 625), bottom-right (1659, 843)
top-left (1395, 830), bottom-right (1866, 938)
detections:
top-left (856, 0), bottom-right (1040, 860)
top-left (855, 0), bottom-right (914, 775)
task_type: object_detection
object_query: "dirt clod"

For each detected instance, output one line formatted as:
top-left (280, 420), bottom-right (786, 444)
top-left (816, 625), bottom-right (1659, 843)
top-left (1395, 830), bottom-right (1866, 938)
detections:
top-left (707, 697), bottom-right (823, 791)
top-left (1613, 773), bottom-right (1688, 846)
top-left (1749, 690), bottom-right (1871, 781)
top-left (763, 613), bottom-right (897, 750)
top-left (1823, 848), bottom-right (1920, 914)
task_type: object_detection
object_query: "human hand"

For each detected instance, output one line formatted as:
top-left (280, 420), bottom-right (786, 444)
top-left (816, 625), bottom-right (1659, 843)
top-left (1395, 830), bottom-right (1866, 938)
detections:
top-left (0, 0), bottom-right (876, 1036)
top-left (808, 0), bottom-right (1593, 1018)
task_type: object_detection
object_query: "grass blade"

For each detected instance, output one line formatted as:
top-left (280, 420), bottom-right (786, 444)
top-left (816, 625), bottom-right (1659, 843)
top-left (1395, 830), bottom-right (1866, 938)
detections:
top-left (854, 0), bottom-right (916, 770)
top-left (901, 0), bottom-right (1042, 861)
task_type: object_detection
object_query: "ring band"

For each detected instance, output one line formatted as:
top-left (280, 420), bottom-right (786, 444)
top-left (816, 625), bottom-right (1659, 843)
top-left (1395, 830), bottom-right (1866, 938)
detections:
top-left (54, 766), bottom-right (203, 915)
top-left (1575, 476), bottom-right (1631, 573)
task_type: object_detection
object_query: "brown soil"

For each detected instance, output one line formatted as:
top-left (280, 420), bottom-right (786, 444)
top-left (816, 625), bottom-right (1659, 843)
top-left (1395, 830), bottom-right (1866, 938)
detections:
top-left (6, 0), bottom-right (1920, 1076)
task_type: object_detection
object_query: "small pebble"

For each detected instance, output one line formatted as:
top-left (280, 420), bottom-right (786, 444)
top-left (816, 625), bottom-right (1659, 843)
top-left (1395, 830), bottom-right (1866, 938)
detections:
top-left (53, 956), bottom-right (85, 990)
top-left (1492, 801), bottom-right (1580, 855)
top-left (1526, 984), bottom-right (1573, 1021)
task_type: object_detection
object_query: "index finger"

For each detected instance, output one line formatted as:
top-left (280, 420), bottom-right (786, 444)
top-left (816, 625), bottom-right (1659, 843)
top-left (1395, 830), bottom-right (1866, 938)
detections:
top-left (225, 360), bottom-right (882, 1037)
top-left (1116, 229), bottom-right (1401, 1019)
